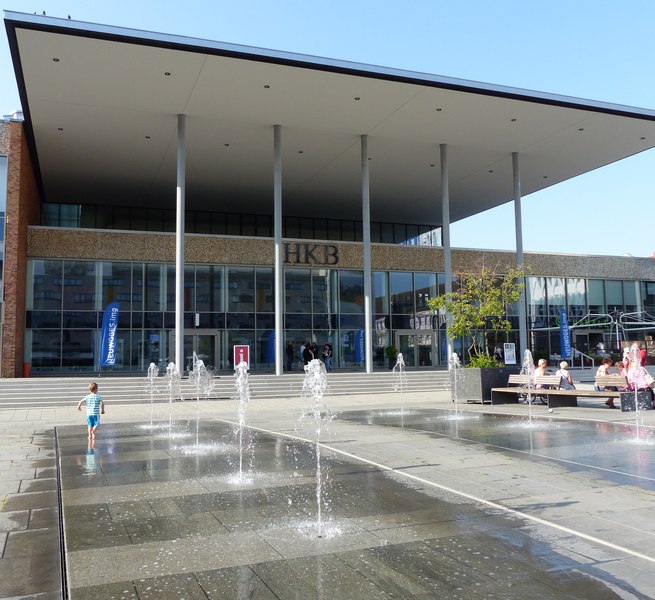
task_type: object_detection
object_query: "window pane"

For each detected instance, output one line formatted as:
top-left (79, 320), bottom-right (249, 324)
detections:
top-left (311, 269), bottom-right (331, 313)
top-left (285, 268), bottom-right (311, 313)
top-left (62, 329), bottom-right (95, 369)
top-left (546, 277), bottom-right (565, 326)
top-left (342, 220), bottom-right (355, 242)
top-left (587, 279), bottom-right (605, 314)
top-left (256, 267), bottom-right (274, 312)
top-left (566, 278), bottom-right (586, 319)
top-left (30, 330), bottom-right (61, 371)
top-left (328, 219), bottom-right (341, 241)
top-left (226, 213), bottom-right (240, 236)
top-left (380, 223), bottom-right (393, 243)
top-left (144, 264), bottom-right (163, 311)
top-left (623, 280), bottom-right (639, 313)
top-left (527, 277), bottom-right (547, 329)
top-left (300, 217), bottom-right (313, 240)
top-left (101, 262), bottom-right (132, 310)
top-left (242, 214), bottom-right (256, 236)
top-left (195, 265), bottom-right (224, 312)
top-left (373, 271), bottom-right (388, 313)
top-left (605, 280), bottom-right (623, 312)
top-left (30, 259), bottom-right (62, 310)
top-left (62, 261), bottom-right (96, 310)
top-left (227, 266), bottom-right (255, 312)
top-left (339, 270), bottom-right (364, 314)
top-left (415, 272), bottom-right (436, 313)
top-left (390, 272), bottom-right (413, 314)
top-left (314, 219), bottom-right (328, 241)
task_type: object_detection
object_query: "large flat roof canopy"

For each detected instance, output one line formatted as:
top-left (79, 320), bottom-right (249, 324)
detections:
top-left (6, 11), bottom-right (655, 227)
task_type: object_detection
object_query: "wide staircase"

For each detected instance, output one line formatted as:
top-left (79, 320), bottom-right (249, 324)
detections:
top-left (0, 369), bottom-right (450, 408)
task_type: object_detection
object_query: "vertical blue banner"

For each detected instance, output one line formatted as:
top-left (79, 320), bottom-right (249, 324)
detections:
top-left (100, 302), bottom-right (120, 366)
top-left (266, 331), bottom-right (275, 365)
top-left (354, 330), bottom-right (365, 363)
top-left (559, 308), bottom-right (572, 359)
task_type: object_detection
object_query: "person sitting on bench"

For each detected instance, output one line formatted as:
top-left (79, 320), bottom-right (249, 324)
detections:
top-left (595, 357), bottom-right (616, 408)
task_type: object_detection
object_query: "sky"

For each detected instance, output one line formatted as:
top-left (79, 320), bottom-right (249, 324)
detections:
top-left (1, 0), bottom-right (654, 258)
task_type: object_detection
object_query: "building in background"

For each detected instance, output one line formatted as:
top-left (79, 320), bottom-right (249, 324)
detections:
top-left (2, 12), bottom-right (655, 377)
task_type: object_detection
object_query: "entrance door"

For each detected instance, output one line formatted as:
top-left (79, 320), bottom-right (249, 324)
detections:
top-left (395, 331), bottom-right (436, 367)
top-left (168, 330), bottom-right (219, 372)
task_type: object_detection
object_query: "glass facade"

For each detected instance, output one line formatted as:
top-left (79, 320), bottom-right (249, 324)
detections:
top-left (24, 259), bottom-right (449, 373)
top-left (42, 202), bottom-right (441, 247)
top-left (23, 259), bottom-right (655, 373)
top-left (526, 275), bottom-right (655, 360)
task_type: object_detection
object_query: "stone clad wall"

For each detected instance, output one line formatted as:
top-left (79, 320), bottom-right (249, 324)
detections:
top-left (27, 228), bottom-right (655, 279)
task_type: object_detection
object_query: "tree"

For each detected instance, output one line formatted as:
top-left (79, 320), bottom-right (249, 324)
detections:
top-left (428, 264), bottom-right (526, 366)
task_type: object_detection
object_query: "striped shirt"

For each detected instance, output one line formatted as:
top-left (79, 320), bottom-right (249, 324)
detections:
top-left (82, 393), bottom-right (102, 416)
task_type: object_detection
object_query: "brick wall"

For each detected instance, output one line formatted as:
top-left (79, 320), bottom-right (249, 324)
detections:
top-left (3, 122), bottom-right (40, 377)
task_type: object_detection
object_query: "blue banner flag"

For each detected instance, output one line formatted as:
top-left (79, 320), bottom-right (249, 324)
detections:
top-left (100, 302), bottom-right (120, 366)
top-left (559, 308), bottom-right (572, 359)
top-left (354, 330), bottom-right (365, 363)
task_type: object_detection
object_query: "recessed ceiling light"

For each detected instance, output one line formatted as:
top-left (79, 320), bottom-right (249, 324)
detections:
top-left (224, 143), bottom-right (230, 147)
top-left (543, 175), bottom-right (548, 179)
top-left (354, 97), bottom-right (361, 101)
top-left (298, 150), bottom-right (304, 154)
top-left (264, 84), bottom-right (270, 89)
top-left (164, 72), bottom-right (171, 76)
top-left (510, 118), bottom-right (517, 122)
top-left (578, 128), bottom-right (584, 131)
top-left (429, 164), bottom-right (435, 167)
top-left (435, 108), bottom-right (442, 112)
top-left (52, 57), bottom-right (60, 62)
top-left (145, 136), bottom-right (151, 139)
top-left (368, 157), bottom-right (372, 161)
top-left (641, 136), bottom-right (646, 140)
top-left (488, 170), bottom-right (494, 173)
top-left (57, 127), bottom-right (63, 131)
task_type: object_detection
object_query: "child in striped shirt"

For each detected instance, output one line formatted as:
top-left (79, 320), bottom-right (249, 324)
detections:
top-left (76, 382), bottom-right (105, 439)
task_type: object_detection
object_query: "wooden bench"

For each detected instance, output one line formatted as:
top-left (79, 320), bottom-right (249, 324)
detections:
top-left (595, 374), bottom-right (653, 412)
top-left (491, 373), bottom-right (627, 409)
top-left (491, 374), bottom-right (564, 406)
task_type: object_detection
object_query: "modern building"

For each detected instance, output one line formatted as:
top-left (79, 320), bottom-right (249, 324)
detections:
top-left (2, 11), bottom-right (655, 377)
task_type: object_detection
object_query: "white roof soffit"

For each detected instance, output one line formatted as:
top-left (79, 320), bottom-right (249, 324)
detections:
top-left (6, 11), bottom-right (655, 226)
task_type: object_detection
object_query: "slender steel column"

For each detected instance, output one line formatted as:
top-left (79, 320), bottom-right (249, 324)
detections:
top-left (361, 135), bottom-right (373, 373)
top-left (274, 125), bottom-right (283, 376)
top-left (440, 143), bottom-right (453, 361)
top-left (513, 152), bottom-right (528, 354)
top-left (175, 114), bottom-right (186, 372)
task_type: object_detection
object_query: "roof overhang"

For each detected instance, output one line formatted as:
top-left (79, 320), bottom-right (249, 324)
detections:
top-left (6, 11), bottom-right (655, 226)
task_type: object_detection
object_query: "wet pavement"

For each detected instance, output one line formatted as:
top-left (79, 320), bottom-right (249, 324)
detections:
top-left (3, 390), bottom-right (655, 598)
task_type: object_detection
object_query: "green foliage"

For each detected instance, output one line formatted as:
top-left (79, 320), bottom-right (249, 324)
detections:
top-left (385, 345), bottom-right (398, 359)
top-left (467, 354), bottom-right (503, 368)
top-left (428, 263), bottom-right (526, 361)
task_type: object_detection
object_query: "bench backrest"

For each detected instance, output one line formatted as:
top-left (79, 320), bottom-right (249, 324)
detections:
top-left (595, 375), bottom-right (628, 388)
top-left (507, 374), bottom-right (561, 386)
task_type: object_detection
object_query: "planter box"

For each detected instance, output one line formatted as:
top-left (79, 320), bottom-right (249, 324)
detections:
top-left (451, 366), bottom-right (521, 404)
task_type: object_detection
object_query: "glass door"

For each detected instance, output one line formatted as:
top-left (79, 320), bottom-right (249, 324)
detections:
top-left (169, 329), bottom-right (220, 373)
top-left (395, 330), bottom-right (436, 367)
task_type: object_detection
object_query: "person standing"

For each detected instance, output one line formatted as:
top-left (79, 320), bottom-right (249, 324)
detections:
top-left (285, 341), bottom-right (294, 371)
top-left (76, 382), bottom-right (105, 439)
top-left (324, 343), bottom-right (333, 370)
top-left (299, 341), bottom-right (306, 368)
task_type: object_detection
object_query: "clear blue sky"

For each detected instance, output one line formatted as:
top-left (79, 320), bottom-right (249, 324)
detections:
top-left (2, 0), bottom-right (654, 257)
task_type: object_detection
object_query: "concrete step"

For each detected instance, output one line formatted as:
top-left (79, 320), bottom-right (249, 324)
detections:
top-left (0, 370), bottom-right (450, 406)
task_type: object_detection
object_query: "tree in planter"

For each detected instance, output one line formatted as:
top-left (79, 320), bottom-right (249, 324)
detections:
top-left (428, 264), bottom-right (526, 367)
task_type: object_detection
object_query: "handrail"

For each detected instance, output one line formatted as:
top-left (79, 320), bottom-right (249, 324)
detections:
top-left (570, 349), bottom-right (595, 369)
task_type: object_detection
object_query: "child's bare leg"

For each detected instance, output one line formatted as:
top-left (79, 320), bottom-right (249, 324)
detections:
top-left (90, 424), bottom-right (98, 439)
top-left (87, 425), bottom-right (92, 438)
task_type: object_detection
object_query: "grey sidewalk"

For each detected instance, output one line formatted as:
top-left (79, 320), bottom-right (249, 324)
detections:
top-left (2, 390), bottom-right (655, 598)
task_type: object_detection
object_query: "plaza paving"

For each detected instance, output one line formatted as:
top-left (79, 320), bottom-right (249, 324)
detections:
top-left (2, 384), bottom-right (655, 598)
